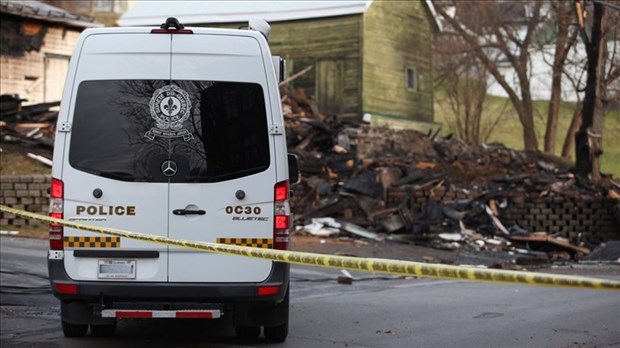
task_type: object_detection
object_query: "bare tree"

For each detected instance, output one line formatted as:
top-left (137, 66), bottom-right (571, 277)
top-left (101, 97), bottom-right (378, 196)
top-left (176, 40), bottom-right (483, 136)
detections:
top-left (574, 1), bottom-right (620, 181)
top-left (601, 14), bottom-right (620, 107)
top-left (561, 101), bottom-right (583, 159)
top-left (560, 2), bottom-right (619, 161)
top-left (542, 1), bottom-right (580, 154)
top-left (432, 0), bottom-right (545, 151)
top-left (434, 33), bottom-right (507, 145)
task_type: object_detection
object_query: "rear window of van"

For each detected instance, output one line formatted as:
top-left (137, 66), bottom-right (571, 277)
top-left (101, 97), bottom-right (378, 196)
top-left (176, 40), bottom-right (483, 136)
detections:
top-left (69, 80), bottom-right (270, 182)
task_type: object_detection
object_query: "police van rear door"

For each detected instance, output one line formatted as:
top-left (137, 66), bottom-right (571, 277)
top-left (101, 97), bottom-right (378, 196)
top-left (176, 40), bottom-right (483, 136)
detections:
top-left (165, 32), bottom-right (276, 282)
top-left (61, 31), bottom-right (171, 282)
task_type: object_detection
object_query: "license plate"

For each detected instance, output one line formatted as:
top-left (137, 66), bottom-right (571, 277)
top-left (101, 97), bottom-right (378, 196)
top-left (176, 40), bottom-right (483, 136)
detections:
top-left (98, 260), bottom-right (136, 279)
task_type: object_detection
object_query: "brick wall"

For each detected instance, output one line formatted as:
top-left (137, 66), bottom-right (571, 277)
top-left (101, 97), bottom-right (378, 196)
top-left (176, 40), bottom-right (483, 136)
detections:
top-left (0, 175), bottom-right (51, 227)
top-left (387, 186), bottom-right (620, 244)
top-left (499, 195), bottom-right (619, 243)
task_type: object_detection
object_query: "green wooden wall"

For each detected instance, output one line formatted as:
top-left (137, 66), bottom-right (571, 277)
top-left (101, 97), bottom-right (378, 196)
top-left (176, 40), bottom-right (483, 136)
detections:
top-left (198, 2), bottom-right (434, 122)
top-left (269, 15), bottom-right (363, 117)
top-left (362, 0), bottom-right (434, 122)
top-left (202, 16), bottom-right (363, 118)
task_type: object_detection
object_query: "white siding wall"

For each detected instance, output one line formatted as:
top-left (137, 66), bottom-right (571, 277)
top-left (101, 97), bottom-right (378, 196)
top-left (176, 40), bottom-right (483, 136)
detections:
top-left (487, 41), bottom-right (619, 103)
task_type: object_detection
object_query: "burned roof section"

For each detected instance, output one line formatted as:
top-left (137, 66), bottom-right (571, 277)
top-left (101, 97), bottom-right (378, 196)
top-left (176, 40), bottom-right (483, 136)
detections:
top-left (0, 0), bottom-right (100, 28)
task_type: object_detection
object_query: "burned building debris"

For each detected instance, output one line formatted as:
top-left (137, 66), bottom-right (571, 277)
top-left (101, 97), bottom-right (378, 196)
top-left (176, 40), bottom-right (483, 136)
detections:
top-left (1, 94), bottom-right (57, 155)
top-left (282, 87), bottom-right (620, 263)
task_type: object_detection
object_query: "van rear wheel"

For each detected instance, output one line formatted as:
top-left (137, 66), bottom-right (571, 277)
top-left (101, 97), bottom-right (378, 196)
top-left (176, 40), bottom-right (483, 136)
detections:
top-left (235, 326), bottom-right (260, 340)
top-left (264, 288), bottom-right (289, 342)
top-left (90, 322), bottom-right (117, 337)
top-left (61, 321), bottom-right (88, 337)
top-left (264, 322), bottom-right (288, 343)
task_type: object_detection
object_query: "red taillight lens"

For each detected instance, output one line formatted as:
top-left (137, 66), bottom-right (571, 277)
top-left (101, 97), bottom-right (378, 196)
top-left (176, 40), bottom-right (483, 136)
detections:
top-left (55, 283), bottom-right (78, 294)
top-left (49, 178), bottom-right (64, 250)
top-left (50, 178), bottom-right (63, 198)
top-left (49, 233), bottom-right (63, 250)
top-left (274, 181), bottom-right (290, 250)
top-left (275, 215), bottom-right (289, 230)
top-left (274, 181), bottom-right (288, 201)
top-left (257, 286), bottom-right (280, 296)
top-left (49, 212), bottom-right (62, 223)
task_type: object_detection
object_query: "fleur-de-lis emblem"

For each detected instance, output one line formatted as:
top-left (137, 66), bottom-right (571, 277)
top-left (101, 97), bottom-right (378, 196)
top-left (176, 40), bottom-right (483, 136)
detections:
top-left (160, 96), bottom-right (181, 117)
top-left (163, 97), bottom-right (178, 115)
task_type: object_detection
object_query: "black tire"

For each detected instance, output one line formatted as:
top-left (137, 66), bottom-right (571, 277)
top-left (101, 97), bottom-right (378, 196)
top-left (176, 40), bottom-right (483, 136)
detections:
top-left (90, 323), bottom-right (117, 337)
top-left (264, 322), bottom-right (288, 343)
top-left (235, 326), bottom-right (261, 340)
top-left (264, 288), bottom-right (289, 343)
top-left (61, 320), bottom-right (88, 338)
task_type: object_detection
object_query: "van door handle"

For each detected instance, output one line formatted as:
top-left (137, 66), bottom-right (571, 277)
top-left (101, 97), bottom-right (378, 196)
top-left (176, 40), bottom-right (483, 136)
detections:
top-left (173, 209), bottom-right (206, 216)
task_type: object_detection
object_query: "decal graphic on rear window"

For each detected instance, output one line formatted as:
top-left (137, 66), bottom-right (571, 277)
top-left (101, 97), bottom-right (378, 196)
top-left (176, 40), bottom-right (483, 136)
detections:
top-left (146, 85), bottom-right (193, 141)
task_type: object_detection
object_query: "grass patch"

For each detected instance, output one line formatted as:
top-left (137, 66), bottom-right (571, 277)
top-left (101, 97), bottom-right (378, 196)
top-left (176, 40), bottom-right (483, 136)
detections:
top-left (0, 151), bottom-right (51, 176)
top-left (603, 114), bottom-right (620, 177)
top-left (433, 94), bottom-right (620, 178)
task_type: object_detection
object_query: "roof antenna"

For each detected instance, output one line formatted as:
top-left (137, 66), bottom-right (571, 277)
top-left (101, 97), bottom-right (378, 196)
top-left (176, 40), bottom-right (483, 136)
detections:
top-left (249, 18), bottom-right (271, 40)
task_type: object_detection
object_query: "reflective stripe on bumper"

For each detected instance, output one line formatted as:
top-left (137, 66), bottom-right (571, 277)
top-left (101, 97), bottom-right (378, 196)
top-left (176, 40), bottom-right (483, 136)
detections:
top-left (101, 309), bottom-right (221, 319)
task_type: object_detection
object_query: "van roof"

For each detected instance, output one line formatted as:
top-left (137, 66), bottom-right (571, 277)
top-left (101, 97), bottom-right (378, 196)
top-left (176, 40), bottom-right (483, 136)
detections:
top-left (81, 25), bottom-right (267, 39)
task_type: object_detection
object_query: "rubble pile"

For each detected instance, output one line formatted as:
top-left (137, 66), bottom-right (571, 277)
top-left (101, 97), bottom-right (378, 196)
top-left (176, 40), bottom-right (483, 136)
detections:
top-left (281, 87), bottom-right (620, 262)
top-left (0, 94), bottom-right (57, 153)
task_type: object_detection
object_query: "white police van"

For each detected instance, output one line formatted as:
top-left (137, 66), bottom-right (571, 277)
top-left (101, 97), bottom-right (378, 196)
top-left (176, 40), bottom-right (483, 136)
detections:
top-left (48, 18), bottom-right (298, 342)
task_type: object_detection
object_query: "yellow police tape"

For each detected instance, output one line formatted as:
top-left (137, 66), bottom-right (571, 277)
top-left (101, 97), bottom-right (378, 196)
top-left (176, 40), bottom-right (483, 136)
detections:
top-left (2, 205), bottom-right (619, 291)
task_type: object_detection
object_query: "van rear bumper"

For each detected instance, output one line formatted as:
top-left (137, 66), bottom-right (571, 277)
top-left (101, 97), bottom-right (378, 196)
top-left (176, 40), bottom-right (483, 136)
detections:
top-left (48, 259), bottom-right (289, 303)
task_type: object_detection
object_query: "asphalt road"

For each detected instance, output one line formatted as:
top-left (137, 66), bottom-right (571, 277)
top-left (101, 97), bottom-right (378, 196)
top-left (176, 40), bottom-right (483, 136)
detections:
top-left (1, 236), bottom-right (619, 347)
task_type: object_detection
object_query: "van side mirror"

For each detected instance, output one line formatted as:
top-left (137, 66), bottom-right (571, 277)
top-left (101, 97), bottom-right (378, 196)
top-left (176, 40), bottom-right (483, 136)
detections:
top-left (287, 153), bottom-right (300, 184)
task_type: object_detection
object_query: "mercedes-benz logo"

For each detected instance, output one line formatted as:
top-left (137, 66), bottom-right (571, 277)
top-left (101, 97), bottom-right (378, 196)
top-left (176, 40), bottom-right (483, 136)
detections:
top-left (161, 160), bottom-right (178, 177)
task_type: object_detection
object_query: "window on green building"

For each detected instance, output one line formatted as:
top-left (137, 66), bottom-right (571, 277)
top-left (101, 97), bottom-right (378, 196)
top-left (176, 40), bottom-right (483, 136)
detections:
top-left (406, 67), bottom-right (416, 91)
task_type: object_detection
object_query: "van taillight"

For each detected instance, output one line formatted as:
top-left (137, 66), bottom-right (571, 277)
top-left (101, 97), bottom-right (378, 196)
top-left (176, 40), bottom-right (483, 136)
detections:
top-left (49, 178), bottom-right (64, 250)
top-left (273, 181), bottom-right (290, 250)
